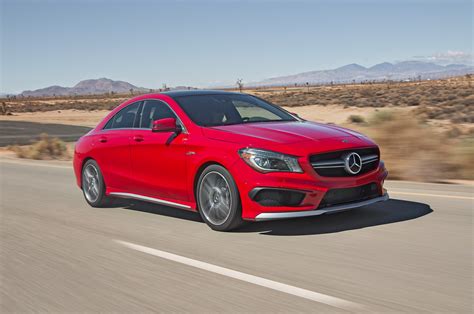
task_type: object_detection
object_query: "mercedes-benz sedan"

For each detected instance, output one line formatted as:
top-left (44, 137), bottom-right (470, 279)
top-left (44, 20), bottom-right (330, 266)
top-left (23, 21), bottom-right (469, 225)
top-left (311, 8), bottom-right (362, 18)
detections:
top-left (74, 90), bottom-right (388, 231)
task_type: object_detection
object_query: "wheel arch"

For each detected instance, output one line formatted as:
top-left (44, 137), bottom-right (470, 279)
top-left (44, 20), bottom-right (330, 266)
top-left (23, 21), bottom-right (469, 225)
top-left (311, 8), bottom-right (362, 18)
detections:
top-left (193, 161), bottom-right (226, 199)
top-left (192, 160), bottom-right (244, 231)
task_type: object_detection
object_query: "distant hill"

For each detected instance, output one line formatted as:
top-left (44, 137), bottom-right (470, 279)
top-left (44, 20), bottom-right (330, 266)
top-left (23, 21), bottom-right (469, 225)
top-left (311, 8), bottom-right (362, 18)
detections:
top-left (251, 61), bottom-right (473, 87)
top-left (20, 78), bottom-right (148, 97)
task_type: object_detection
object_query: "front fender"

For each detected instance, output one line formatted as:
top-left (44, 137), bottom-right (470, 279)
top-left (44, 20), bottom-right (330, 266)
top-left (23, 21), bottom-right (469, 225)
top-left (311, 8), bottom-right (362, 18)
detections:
top-left (185, 139), bottom-right (241, 204)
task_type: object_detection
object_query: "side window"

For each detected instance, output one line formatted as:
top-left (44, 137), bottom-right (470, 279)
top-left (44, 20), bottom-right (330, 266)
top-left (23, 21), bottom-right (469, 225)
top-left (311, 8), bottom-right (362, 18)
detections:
top-left (139, 100), bottom-right (176, 128)
top-left (104, 102), bottom-right (141, 130)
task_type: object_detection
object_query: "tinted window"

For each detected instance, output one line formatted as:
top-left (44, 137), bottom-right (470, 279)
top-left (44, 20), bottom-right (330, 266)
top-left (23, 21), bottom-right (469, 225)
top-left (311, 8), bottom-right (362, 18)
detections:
top-left (234, 100), bottom-right (282, 121)
top-left (174, 94), bottom-right (295, 127)
top-left (104, 102), bottom-right (141, 129)
top-left (139, 100), bottom-right (176, 128)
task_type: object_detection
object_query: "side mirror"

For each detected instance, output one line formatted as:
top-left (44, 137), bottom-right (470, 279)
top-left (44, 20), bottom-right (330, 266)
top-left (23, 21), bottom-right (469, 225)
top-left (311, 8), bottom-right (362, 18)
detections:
top-left (152, 118), bottom-right (181, 133)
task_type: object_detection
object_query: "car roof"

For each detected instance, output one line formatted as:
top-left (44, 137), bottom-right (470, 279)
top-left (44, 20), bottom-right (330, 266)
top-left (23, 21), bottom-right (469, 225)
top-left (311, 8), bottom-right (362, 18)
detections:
top-left (161, 89), bottom-right (242, 98)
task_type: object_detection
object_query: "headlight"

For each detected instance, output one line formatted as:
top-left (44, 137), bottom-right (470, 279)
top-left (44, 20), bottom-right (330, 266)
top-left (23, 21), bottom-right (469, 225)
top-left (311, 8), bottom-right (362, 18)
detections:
top-left (238, 148), bottom-right (302, 173)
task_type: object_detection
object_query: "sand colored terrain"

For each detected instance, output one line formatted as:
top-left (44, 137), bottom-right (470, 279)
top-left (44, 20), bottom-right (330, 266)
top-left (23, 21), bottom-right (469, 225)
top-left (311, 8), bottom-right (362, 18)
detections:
top-left (0, 105), bottom-right (402, 129)
top-left (2, 75), bottom-right (471, 129)
top-left (0, 109), bottom-right (110, 128)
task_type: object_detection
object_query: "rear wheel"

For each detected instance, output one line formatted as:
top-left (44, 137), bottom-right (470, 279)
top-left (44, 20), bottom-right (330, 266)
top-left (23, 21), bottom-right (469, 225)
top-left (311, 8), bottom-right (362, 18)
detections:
top-left (82, 159), bottom-right (113, 207)
top-left (197, 165), bottom-right (243, 231)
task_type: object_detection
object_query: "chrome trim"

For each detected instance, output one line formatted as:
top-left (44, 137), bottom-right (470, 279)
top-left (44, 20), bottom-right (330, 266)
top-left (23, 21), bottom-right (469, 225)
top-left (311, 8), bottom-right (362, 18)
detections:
top-left (363, 160), bottom-right (378, 164)
top-left (312, 163), bottom-right (344, 169)
top-left (343, 152), bottom-right (362, 174)
top-left (311, 154), bottom-right (379, 169)
top-left (254, 193), bottom-right (389, 221)
top-left (311, 160), bottom-right (344, 168)
top-left (109, 192), bottom-right (191, 209)
top-left (362, 154), bottom-right (378, 164)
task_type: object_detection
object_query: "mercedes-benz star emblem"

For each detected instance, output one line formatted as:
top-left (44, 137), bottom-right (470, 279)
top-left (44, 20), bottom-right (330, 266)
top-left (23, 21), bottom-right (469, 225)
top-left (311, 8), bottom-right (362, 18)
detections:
top-left (344, 152), bottom-right (362, 174)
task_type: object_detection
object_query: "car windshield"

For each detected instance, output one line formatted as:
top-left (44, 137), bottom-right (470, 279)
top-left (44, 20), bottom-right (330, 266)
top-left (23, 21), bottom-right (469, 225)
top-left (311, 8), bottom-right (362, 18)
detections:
top-left (174, 94), bottom-right (297, 127)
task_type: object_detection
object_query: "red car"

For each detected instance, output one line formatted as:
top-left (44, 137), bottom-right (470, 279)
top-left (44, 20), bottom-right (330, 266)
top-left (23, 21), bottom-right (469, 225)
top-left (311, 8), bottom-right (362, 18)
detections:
top-left (74, 91), bottom-right (388, 231)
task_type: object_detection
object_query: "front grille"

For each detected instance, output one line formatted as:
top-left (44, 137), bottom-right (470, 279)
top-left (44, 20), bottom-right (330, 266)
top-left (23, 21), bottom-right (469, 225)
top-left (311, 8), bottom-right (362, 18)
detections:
top-left (310, 147), bottom-right (379, 177)
top-left (318, 183), bottom-right (380, 209)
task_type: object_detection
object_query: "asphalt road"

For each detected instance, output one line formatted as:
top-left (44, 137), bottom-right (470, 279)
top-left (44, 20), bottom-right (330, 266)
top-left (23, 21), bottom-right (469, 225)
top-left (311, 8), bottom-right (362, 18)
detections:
top-left (0, 121), bottom-right (91, 146)
top-left (1, 159), bottom-right (472, 313)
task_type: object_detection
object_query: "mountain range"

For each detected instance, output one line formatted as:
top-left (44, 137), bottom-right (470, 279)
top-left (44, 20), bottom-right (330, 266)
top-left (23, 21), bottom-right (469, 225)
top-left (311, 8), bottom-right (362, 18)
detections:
top-left (250, 61), bottom-right (473, 87)
top-left (20, 78), bottom-right (147, 97)
top-left (15, 61), bottom-right (474, 97)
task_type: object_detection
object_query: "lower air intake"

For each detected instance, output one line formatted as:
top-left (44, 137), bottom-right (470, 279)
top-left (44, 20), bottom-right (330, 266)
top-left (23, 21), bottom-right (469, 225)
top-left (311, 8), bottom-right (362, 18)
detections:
top-left (318, 183), bottom-right (380, 209)
top-left (252, 189), bottom-right (305, 207)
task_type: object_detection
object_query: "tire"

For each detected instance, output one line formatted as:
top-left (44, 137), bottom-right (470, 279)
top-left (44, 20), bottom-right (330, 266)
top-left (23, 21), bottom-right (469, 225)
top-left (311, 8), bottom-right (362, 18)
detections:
top-left (196, 164), bottom-right (243, 231)
top-left (81, 159), bottom-right (114, 207)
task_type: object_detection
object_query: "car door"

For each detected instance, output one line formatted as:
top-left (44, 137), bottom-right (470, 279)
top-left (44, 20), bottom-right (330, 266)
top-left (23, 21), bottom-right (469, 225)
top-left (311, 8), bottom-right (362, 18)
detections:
top-left (130, 99), bottom-right (188, 202)
top-left (93, 101), bottom-right (141, 192)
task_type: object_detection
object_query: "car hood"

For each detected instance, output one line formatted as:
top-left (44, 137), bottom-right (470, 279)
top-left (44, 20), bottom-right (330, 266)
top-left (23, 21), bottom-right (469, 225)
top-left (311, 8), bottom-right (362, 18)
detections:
top-left (202, 121), bottom-right (370, 145)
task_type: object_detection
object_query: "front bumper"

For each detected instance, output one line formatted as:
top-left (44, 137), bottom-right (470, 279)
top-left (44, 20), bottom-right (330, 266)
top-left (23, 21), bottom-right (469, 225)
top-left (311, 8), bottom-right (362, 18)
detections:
top-left (254, 192), bottom-right (389, 221)
top-left (230, 157), bottom-right (388, 220)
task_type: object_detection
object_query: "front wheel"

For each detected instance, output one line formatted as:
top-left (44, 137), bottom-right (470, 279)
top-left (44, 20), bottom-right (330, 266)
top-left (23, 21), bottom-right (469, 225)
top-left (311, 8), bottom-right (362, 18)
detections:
top-left (197, 165), bottom-right (243, 231)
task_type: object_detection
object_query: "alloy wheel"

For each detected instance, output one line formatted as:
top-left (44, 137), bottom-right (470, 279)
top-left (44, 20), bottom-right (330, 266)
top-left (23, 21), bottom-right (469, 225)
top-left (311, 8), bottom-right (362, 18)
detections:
top-left (198, 171), bottom-right (232, 226)
top-left (83, 164), bottom-right (100, 203)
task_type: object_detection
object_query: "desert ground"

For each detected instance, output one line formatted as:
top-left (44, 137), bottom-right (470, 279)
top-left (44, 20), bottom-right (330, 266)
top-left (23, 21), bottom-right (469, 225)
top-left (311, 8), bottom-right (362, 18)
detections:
top-left (1, 75), bottom-right (473, 181)
top-left (2, 75), bottom-right (472, 126)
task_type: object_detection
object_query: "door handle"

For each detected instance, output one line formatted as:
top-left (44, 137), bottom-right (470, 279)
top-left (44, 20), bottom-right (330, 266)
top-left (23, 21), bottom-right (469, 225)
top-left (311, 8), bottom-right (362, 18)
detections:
top-left (99, 136), bottom-right (107, 143)
top-left (133, 135), bottom-right (144, 142)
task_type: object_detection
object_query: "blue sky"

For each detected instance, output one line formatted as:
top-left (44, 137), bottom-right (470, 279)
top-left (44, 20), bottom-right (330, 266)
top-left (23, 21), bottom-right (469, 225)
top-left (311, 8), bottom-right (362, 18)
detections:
top-left (1, 0), bottom-right (472, 93)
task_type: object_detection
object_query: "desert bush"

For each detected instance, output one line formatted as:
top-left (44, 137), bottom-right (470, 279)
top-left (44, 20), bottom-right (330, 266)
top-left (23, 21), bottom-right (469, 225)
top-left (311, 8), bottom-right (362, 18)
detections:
top-left (446, 126), bottom-right (463, 138)
top-left (250, 76), bottom-right (473, 123)
top-left (9, 133), bottom-right (70, 160)
top-left (369, 110), bottom-right (395, 125)
top-left (357, 111), bottom-right (474, 181)
top-left (347, 115), bottom-right (366, 124)
top-left (407, 98), bottom-right (420, 106)
top-left (451, 138), bottom-right (474, 179)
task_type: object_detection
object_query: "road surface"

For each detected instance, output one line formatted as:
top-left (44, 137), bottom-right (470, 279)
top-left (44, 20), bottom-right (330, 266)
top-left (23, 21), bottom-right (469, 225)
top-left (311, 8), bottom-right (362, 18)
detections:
top-left (1, 159), bottom-right (472, 312)
top-left (0, 121), bottom-right (91, 146)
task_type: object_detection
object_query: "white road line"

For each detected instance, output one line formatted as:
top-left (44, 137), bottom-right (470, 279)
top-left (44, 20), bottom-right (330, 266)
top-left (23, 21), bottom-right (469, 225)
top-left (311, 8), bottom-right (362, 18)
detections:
top-left (390, 191), bottom-right (473, 200)
top-left (115, 240), bottom-right (363, 311)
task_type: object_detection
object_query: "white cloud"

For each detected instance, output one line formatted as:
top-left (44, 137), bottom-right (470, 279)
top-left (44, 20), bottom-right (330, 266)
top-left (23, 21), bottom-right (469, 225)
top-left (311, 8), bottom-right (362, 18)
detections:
top-left (413, 51), bottom-right (473, 65)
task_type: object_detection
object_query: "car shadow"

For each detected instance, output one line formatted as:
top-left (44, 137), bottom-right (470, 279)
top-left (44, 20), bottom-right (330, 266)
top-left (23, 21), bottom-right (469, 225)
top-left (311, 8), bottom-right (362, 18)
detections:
top-left (108, 198), bottom-right (432, 236)
top-left (235, 199), bottom-right (432, 236)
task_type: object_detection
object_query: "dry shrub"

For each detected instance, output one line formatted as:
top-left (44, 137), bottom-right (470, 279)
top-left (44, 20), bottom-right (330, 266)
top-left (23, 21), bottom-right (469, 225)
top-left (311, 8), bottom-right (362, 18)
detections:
top-left (450, 138), bottom-right (474, 179)
top-left (369, 110), bottom-right (394, 125)
top-left (9, 133), bottom-right (70, 160)
top-left (251, 76), bottom-right (473, 124)
top-left (347, 115), bottom-right (366, 124)
top-left (360, 111), bottom-right (473, 181)
top-left (445, 126), bottom-right (463, 138)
